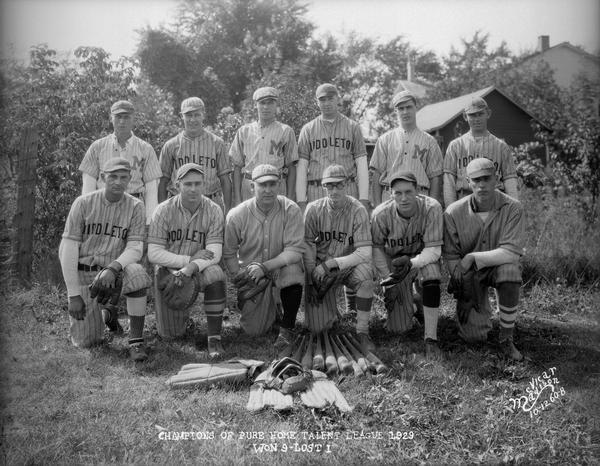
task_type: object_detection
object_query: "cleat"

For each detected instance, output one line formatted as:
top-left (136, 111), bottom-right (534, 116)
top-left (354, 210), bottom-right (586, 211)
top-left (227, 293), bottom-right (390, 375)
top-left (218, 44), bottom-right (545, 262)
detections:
top-left (499, 339), bottom-right (523, 361)
top-left (425, 338), bottom-right (443, 360)
top-left (103, 306), bottom-right (124, 334)
top-left (357, 333), bottom-right (375, 353)
top-left (208, 338), bottom-right (225, 358)
top-left (129, 343), bottom-right (148, 362)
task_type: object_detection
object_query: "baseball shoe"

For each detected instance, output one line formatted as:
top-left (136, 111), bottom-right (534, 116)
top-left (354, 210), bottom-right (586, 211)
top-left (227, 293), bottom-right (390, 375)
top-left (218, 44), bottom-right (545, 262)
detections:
top-left (129, 343), bottom-right (148, 362)
top-left (499, 339), bottom-right (523, 361)
top-left (425, 338), bottom-right (443, 360)
top-left (274, 327), bottom-right (295, 351)
top-left (207, 337), bottom-right (225, 358)
top-left (103, 306), bottom-right (124, 334)
top-left (357, 333), bottom-right (375, 353)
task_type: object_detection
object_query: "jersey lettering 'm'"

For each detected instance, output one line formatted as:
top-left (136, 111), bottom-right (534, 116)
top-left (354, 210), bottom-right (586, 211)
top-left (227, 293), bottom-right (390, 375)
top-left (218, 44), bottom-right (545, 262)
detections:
top-left (175, 155), bottom-right (217, 170)
top-left (384, 232), bottom-right (423, 249)
top-left (308, 137), bottom-right (352, 152)
top-left (413, 145), bottom-right (428, 162)
top-left (130, 155), bottom-right (145, 171)
top-left (317, 230), bottom-right (354, 246)
top-left (82, 222), bottom-right (129, 240)
top-left (269, 140), bottom-right (284, 156)
top-left (168, 228), bottom-right (206, 244)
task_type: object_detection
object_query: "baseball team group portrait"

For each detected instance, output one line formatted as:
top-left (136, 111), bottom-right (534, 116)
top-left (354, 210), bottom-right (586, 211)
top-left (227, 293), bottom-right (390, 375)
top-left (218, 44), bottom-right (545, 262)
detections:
top-left (1, 0), bottom-right (599, 464)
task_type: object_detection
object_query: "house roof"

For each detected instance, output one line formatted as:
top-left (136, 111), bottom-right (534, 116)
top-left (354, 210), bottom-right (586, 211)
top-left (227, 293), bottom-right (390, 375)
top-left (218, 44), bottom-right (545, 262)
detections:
top-left (416, 85), bottom-right (549, 132)
top-left (519, 41), bottom-right (600, 64)
top-left (395, 80), bottom-right (430, 100)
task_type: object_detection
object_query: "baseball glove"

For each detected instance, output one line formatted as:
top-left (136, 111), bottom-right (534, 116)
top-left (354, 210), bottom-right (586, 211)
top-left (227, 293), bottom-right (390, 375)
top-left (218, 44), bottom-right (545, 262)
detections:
top-left (311, 263), bottom-right (339, 301)
top-left (382, 283), bottom-right (403, 314)
top-left (233, 264), bottom-right (271, 309)
top-left (89, 263), bottom-right (123, 306)
top-left (380, 255), bottom-right (412, 287)
top-left (448, 268), bottom-right (480, 324)
top-left (157, 268), bottom-right (200, 311)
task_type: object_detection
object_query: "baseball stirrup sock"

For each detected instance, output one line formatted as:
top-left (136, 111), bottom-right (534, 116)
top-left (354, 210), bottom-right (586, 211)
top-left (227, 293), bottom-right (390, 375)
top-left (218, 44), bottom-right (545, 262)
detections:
top-left (345, 288), bottom-right (357, 312)
top-left (423, 306), bottom-right (439, 341)
top-left (280, 284), bottom-right (302, 329)
top-left (356, 310), bottom-right (370, 334)
top-left (206, 315), bottom-right (223, 336)
top-left (499, 305), bottom-right (518, 329)
top-left (128, 315), bottom-right (145, 340)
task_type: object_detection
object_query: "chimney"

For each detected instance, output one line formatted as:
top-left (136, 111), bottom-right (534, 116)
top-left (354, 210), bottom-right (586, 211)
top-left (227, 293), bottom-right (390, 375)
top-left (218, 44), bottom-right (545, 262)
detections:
top-left (407, 58), bottom-right (414, 82)
top-left (537, 35), bottom-right (550, 52)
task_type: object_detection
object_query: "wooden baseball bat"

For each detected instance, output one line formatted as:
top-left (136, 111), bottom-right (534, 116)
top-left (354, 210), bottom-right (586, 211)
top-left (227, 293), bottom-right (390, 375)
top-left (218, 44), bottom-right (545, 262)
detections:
top-left (291, 335), bottom-right (307, 363)
top-left (323, 330), bottom-right (338, 376)
top-left (312, 332), bottom-right (325, 371)
top-left (329, 333), bottom-right (353, 375)
top-left (348, 334), bottom-right (388, 374)
top-left (340, 334), bottom-right (370, 373)
top-left (301, 333), bottom-right (314, 370)
top-left (334, 334), bottom-right (364, 376)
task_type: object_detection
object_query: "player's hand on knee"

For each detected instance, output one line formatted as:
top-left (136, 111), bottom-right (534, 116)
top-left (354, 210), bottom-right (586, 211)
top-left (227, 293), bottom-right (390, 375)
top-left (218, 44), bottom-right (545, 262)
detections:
top-left (247, 262), bottom-right (268, 282)
top-left (460, 253), bottom-right (475, 272)
top-left (179, 262), bottom-right (199, 278)
top-left (191, 249), bottom-right (214, 261)
top-left (68, 296), bottom-right (86, 320)
top-left (312, 264), bottom-right (326, 284)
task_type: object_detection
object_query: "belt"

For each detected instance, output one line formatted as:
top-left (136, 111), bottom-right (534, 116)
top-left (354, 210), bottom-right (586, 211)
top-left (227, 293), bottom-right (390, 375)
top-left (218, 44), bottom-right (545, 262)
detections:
top-left (130, 192), bottom-right (143, 199)
top-left (78, 263), bottom-right (101, 272)
top-left (383, 184), bottom-right (428, 192)
top-left (205, 191), bottom-right (220, 199)
top-left (244, 172), bottom-right (288, 180)
top-left (309, 176), bottom-right (356, 186)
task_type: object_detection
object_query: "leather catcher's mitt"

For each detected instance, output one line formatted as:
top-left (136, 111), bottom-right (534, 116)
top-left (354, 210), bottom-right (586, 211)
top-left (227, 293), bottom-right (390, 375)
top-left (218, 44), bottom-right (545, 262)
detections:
top-left (233, 263), bottom-right (271, 309)
top-left (311, 263), bottom-right (339, 301)
top-left (158, 268), bottom-right (200, 311)
top-left (383, 283), bottom-right (403, 314)
top-left (380, 255), bottom-right (412, 287)
top-left (448, 268), bottom-right (481, 324)
top-left (263, 357), bottom-right (313, 395)
top-left (89, 264), bottom-right (123, 306)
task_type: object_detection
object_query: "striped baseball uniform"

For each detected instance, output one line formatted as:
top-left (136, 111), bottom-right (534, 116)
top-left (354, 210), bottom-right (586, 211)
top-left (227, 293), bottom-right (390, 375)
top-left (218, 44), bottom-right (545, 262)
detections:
top-left (230, 121), bottom-right (298, 200)
top-left (79, 133), bottom-right (162, 197)
top-left (160, 130), bottom-right (232, 199)
top-left (443, 191), bottom-right (524, 341)
top-left (298, 114), bottom-right (367, 202)
top-left (62, 190), bottom-right (151, 347)
top-left (370, 127), bottom-right (443, 200)
top-left (304, 196), bottom-right (373, 332)
top-left (148, 194), bottom-right (226, 338)
top-left (371, 195), bottom-right (443, 332)
top-left (443, 131), bottom-right (517, 203)
top-left (223, 195), bottom-right (304, 335)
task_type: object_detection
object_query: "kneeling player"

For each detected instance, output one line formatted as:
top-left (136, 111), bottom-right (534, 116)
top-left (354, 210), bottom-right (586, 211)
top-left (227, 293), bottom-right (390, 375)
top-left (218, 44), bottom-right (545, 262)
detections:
top-left (224, 164), bottom-right (304, 344)
top-left (304, 165), bottom-right (376, 351)
top-left (59, 158), bottom-right (151, 361)
top-left (148, 163), bottom-right (227, 357)
top-left (371, 171), bottom-right (443, 358)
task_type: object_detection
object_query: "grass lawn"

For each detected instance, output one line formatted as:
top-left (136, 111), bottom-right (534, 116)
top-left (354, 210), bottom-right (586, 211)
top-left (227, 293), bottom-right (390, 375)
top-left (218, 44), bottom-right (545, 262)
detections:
top-left (1, 282), bottom-right (599, 465)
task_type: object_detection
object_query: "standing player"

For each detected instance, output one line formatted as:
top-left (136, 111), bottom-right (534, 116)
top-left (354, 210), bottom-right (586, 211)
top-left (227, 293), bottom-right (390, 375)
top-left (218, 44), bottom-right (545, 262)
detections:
top-left (148, 163), bottom-right (227, 357)
top-left (223, 164), bottom-right (304, 345)
top-left (158, 97), bottom-right (232, 211)
top-left (370, 90), bottom-right (443, 207)
top-left (304, 165), bottom-right (375, 351)
top-left (296, 83), bottom-right (370, 210)
top-left (79, 100), bottom-right (161, 222)
top-left (443, 158), bottom-right (525, 361)
top-left (371, 171), bottom-right (443, 358)
top-left (443, 97), bottom-right (519, 207)
top-left (59, 158), bottom-right (151, 361)
top-left (229, 87), bottom-right (298, 204)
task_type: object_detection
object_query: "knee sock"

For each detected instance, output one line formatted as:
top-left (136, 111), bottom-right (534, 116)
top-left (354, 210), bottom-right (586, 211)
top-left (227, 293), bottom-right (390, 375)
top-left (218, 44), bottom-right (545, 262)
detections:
top-left (280, 284), bottom-right (303, 329)
top-left (423, 306), bottom-right (439, 341)
top-left (126, 296), bottom-right (146, 344)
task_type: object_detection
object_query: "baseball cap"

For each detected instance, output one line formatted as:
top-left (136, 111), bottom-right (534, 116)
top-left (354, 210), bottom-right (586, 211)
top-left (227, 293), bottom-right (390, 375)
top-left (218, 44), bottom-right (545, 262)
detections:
top-left (102, 157), bottom-right (131, 173)
top-left (315, 83), bottom-right (339, 99)
top-left (464, 97), bottom-right (489, 114)
top-left (392, 90), bottom-right (417, 108)
top-left (180, 97), bottom-right (205, 114)
top-left (252, 164), bottom-right (280, 183)
top-left (111, 100), bottom-right (135, 115)
top-left (253, 87), bottom-right (279, 102)
top-left (466, 158), bottom-right (495, 178)
top-left (321, 165), bottom-right (348, 184)
top-left (176, 163), bottom-right (205, 180)
top-left (390, 170), bottom-right (418, 187)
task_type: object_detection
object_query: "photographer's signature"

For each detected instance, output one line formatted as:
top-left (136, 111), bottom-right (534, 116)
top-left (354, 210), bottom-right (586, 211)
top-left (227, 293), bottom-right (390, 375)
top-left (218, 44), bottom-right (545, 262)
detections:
top-left (507, 367), bottom-right (565, 417)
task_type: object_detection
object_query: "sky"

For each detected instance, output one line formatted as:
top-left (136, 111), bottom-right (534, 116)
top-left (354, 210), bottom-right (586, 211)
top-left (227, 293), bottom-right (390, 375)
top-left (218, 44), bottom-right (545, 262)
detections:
top-left (1, 0), bottom-right (599, 61)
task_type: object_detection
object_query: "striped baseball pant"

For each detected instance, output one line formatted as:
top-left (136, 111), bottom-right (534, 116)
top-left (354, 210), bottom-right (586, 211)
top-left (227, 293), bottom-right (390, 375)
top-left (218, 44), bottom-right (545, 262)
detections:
top-left (239, 262), bottom-right (304, 336)
top-left (455, 263), bottom-right (522, 342)
top-left (154, 264), bottom-right (226, 339)
top-left (386, 262), bottom-right (441, 333)
top-left (304, 261), bottom-right (374, 333)
top-left (306, 179), bottom-right (358, 203)
top-left (69, 263), bottom-right (151, 348)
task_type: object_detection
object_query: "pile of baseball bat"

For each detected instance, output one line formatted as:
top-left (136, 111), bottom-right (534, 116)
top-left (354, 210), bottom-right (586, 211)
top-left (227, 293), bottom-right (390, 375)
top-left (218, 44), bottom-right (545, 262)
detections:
top-left (280, 330), bottom-right (388, 377)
